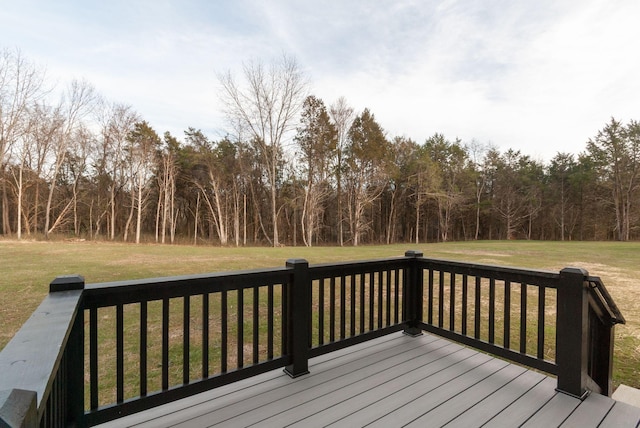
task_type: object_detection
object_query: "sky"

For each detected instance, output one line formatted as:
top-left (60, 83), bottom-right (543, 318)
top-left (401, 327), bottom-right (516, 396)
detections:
top-left (2, 0), bottom-right (639, 161)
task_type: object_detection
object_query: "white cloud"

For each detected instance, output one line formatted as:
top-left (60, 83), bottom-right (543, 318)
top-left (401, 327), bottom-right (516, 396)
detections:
top-left (2, 0), bottom-right (639, 160)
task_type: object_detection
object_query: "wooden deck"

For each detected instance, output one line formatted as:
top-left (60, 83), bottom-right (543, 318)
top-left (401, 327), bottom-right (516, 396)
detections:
top-left (98, 332), bottom-right (640, 428)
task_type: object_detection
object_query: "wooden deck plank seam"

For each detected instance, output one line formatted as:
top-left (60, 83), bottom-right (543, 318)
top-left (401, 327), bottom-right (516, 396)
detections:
top-left (126, 334), bottom-right (442, 427)
top-left (323, 353), bottom-right (497, 426)
top-left (239, 344), bottom-right (474, 427)
top-left (364, 358), bottom-right (512, 427)
top-left (106, 334), bottom-right (417, 427)
top-left (94, 332), bottom-right (640, 428)
top-left (195, 339), bottom-right (465, 426)
top-left (441, 371), bottom-right (548, 427)
top-left (402, 365), bottom-right (531, 427)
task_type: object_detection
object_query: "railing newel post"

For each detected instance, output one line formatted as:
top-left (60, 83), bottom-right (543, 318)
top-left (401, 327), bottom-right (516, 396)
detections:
top-left (556, 267), bottom-right (589, 399)
top-left (403, 250), bottom-right (424, 337)
top-left (284, 259), bottom-right (311, 378)
top-left (49, 275), bottom-right (86, 427)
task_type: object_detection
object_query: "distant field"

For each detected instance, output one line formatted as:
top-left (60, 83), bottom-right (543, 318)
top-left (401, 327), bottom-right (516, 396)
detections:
top-left (1, 239), bottom-right (638, 389)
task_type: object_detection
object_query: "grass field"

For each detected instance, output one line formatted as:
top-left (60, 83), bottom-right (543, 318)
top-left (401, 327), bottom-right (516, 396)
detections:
top-left (1, 239), bottom-right (639, 390)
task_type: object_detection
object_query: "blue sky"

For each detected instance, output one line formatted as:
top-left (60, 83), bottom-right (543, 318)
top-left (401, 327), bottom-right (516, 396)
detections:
top-left (2, 0), bottom-right (639, 160)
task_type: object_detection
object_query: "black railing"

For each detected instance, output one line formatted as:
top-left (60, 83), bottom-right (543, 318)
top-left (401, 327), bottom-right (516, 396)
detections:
top-left (0, 252), bottom-right (625, 427)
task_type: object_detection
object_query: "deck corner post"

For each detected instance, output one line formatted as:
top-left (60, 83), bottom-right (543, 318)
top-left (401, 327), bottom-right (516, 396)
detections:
top-left (556, 267), bottom-right (589, 399)
top-left (49, 275), bottom-right (85, 293)
top-left (403, 251), bottom-right (424, 337)
top-left (49, 275), bottom-right (86, 426)
top-left (284, 259), bottom-right (311, 378)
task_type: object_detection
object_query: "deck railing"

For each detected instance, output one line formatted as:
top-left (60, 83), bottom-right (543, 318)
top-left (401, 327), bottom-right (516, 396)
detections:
top-left (0, 251), bottom-right (625, 427)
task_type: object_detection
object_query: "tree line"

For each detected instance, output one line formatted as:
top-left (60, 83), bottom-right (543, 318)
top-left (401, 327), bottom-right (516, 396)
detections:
top-left (2, 48), bottom-right (639, 246)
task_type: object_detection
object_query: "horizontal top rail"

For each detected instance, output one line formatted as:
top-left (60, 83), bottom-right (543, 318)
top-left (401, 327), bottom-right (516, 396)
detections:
top-left (307, 257), bottom-right (409, 279)
top-left (419, 257), bottom-right (560, 287)
top-left (0, 289), bottom-right (83, 418)
top-left (587, 276), bottom-right (626, 325)
top-left (82, 267), bottom-right (291, 308)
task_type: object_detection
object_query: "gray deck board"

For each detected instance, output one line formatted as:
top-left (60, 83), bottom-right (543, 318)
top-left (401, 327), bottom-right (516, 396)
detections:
top-left (364, 357), bottom-right (510, 427)
top-left (599, 400), bottom-right (640, 427)
top-left (404, 364), bottom-right (529, 427)
top-left (285, 343), bottom-right (471, 427)
top-left (327, 352), bottom-right (495, 427)
top-left (243, 341), bottom-right (465, 427)
top-left (442, 370), bottom-right (547, 427)
top-left (97, 332), bottom-right (640, 428)
top-left (560, 392), bottom-right (614, 427)
top-left (520, 392), bottom-right (580, 427)
top-left (183, 335), bottom-right (449, 427)
top-left (483, 376), bottom-right (558, 427)
top-left (195, 337), bottom-right (453, 427)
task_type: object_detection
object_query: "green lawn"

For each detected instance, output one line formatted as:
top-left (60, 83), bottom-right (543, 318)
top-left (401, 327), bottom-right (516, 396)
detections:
top-left (1, 239), bottom-right (639, 390)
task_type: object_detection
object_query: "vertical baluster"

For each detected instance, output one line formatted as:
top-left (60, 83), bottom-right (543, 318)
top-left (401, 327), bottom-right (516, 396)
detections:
top-left (520, 283), bottom-right (527, 354)
top-left (350, 274), bottom-right (356, 336)
top-left (369, 272), bottom-right (375, 331)
top-left (202, 294), bottom-right (209, 378)
top-left (462, 275), bottom-right (468, 335)
top-left (427, 269), bottom-right (434, 325)
top-left (162, 298), bottom-right (169, 390)
top-left (537, 286), bottom-right (546, 359)
top-left (221, 290), bottom-right (228, 373)
top-left (360, 273), bottom-right (366, 333)
top-left (253, 286), bottom-right (259, 364)
top-left (474, 277), bottom-right (481, 339)
top-left (504, 281), bottom-right (511, 349)
top-left (489, 278), bottom-right (496, 344)
top-left (281, 284), bottom-right (287, 357)
top-left (377, 270), bottom-right (383, 329)
top-left (183, 295), bottom-right (190, 385)
top-left (318, 279), bottom-right (325, 346)
top-left (386, 270), bottom-right (392, 327)
top-left (449, 273), bottom-right (456, 331)
top-left (330, 277), bottom-right (336, 342)
top-left (237, 288), bottom-right (244, 368)
top-left (340, 275), bottom-right (346, 339)
top-left (140, 301), bottom-right (148, 396)
top-left (90, 307), bottom-right (98, 410)
top-left (438, 271), bottom-right (444, 328)
top-left (116, 304), bottom-right (124, 403)
top-left (394, 268), bottom-right (400, 324)
top-left (268, 284), bottom-right (274, 359)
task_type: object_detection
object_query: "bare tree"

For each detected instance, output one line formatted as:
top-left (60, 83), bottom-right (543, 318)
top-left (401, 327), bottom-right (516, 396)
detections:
top-left (218, 54), bottom-right (308, 246)
top-left (156, 132), bottom-right (179, 244)
top-left (44, 79), bottom-right (97, 238)
top-left (465, 140), bottom-right (490, 240)
top-left (0, 48), bottom-right (46, 235)
top-left (124, 121), bottom-right (160, 244)
top-left (329, 97), bottom-right (354, 246)
top-left (95, 102), bottom-right (139, 240)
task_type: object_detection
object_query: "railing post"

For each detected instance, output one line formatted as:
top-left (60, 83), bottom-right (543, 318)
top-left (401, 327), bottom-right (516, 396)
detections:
top-left (589, 310), bottom-right (615, 396)
top-left (50, 275), bottom-right (86, 427)
top-left (403, 251), bottom-right (424, 337)
top-left (556, 267), bottom-right (589, 399)
top-left (284, 259), bottom-right (311, 378)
